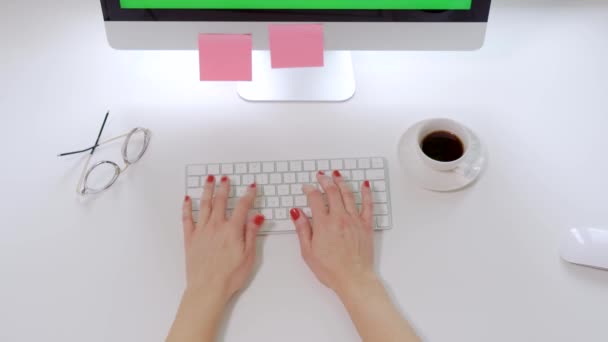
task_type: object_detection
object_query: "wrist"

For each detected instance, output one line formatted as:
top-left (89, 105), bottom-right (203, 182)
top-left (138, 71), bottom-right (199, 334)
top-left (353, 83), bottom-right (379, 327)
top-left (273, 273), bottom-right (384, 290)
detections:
top-left (184, 280), bottom-right (232, 308)
top-left (168, 282), bottom-right (230, 342)
top-left (334, 271), bottom-right (382, 302)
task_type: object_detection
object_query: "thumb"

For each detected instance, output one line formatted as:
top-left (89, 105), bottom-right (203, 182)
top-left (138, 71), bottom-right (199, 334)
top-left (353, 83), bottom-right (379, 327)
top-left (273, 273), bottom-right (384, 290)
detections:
top-left (245, 214), bottom-right (265, 255)
top-left (290, 208), bottom-right (312, 259)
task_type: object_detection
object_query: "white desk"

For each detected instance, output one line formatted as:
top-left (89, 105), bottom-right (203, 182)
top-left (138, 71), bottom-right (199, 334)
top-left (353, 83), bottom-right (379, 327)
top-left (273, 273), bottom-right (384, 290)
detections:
top-left (1, 1), bottom-right (607, 341)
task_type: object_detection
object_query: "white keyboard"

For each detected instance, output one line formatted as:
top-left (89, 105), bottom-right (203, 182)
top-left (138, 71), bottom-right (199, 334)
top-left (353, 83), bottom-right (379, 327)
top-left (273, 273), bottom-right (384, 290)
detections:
top-left (185, 157), bottom-right (392, 234)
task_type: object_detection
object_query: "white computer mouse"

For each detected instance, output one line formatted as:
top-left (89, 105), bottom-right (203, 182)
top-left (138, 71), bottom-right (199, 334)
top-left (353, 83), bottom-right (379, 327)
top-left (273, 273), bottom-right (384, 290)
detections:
top-left (559, 227), bottom-right (608, 270)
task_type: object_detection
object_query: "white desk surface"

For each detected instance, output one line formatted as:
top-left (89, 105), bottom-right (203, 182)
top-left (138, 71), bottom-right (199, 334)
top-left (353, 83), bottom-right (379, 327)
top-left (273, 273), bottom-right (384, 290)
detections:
top-left (1, 1), bottom-right (607, 341)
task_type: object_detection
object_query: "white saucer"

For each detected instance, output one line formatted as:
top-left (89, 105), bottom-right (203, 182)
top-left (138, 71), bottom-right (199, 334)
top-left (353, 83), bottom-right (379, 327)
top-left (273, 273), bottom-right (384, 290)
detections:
top-left (397, 120), bottom-right (487, 192)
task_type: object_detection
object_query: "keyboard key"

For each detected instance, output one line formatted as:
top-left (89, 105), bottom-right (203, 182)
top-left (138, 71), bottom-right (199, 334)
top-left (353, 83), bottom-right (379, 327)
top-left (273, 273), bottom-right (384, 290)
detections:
top-left (291, 184), bottom-right (303, 195)
top-left (254, 198), bottom-right (265, 209)
top-left (263, 185), bottom-right (276, 196)
top-left (344, 159), bottom-right (358, 169)
top-left (341, 170), bottom-right (351, 179)
top-left (276, 161), bottom-right (289, 172)
top-left (373, 181), bottom-right (386, 191)
top-left (236, 186), bottom-right (248, 197)
top-left (277, 185), bottom-right (290, 196)
top-left (366, 169), bottom-right (385, 180)
top-left (373, 204), bottom-right (389, 215)
top-left (270, 173), bottom-right (282, 184)
top-left (297, 172), bottom-right (310, 183)
top-left (228, 175), bottom-right (241, 185)
top-left (229, 186), bottom-right (236, 197)
top-left (235, 163), bottom-right (248, 174)
top-left (187, 188), bottom-right (203, 198)
top-left (310, 171), bottom-right (319, 181)
top-left (242, 174), bottom-right (255, 185)
top-left (249, 162), bottom-right (261, 173)
top-left (377, 215), bottom-right (390, 228)
top-left (303, 160), bottom-right (316, 171)
top-left (348, 182), bottom-right (359, 192)
top-left (263, 162), bottom-right (275, 173)
top-left (192, 210), bottom-right (200, 223)
top-left (208, 164), bottom-right (220, 175)
top-left (354, 192), bottom-right (362, 204)
top-left (373, 192), bottom-right (388, 203)
top-left (267, 197), bottom-right (280, 208)
top-left (281, 196), bottom-right (294, 207)
top-left (256, 174), bottom-right (269, 185)
top-left (290, 161), bottom-right (302, 171)
top-left (295, 196), bottom-right (307, 207)
top-left (331, 159), bottom-right (344, 170)
top-left (284, 173), bottom-right (296, 184)
top-left (358, 158), bottom-right (371, 169)
top-left (372, 158), bottom-right (384, 168)
top-left (317, 160), bottom-right (330, 170)
top-left (351, 170), bottom-right (365, 181)
top-left (302, 208), bottom-right (312, 218)
top-left (227, 198), bottom-right (239, 209)
top-left (192, 199), bottom-right (200, 208)
top-left (187, 176), bottom-right (199, 188)
top-left (260, 220), bottom-right (294, 233)
top-left (275, 208), bottom-right (288, 220)
top-left (221, 164), bottom-right (234, 175)
top-left (261, 208), bottom-right (273, 220)
top-left (187, 165), bottom-right (206, 175)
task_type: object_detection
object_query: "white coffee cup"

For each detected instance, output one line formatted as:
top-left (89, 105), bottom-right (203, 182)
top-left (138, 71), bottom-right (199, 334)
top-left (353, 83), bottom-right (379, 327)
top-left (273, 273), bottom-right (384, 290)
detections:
top-left (416, 118), bottom-right (471, 171)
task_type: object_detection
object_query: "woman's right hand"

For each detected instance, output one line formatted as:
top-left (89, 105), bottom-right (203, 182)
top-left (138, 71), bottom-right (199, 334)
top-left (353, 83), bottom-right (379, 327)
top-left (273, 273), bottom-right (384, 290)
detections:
top-left (290, 170), bottom-right (377, 295)
top-left (292, 171), bottom-right (421, 342)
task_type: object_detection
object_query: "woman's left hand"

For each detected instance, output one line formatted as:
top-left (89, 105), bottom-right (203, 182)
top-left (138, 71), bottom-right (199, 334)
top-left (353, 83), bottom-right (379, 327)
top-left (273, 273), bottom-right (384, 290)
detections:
top-left (182, 175), bottom-right (264, 302)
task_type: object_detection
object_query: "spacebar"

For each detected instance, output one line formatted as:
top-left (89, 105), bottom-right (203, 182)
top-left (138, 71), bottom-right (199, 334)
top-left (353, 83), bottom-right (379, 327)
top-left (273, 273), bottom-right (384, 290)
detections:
top-left (260, 220), bottom-right (295, 234)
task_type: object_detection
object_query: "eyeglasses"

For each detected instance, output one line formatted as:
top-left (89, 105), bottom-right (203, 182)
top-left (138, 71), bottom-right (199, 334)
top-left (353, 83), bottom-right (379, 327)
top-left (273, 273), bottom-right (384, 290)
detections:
top-left (59, 112), bottom-right (151, 195)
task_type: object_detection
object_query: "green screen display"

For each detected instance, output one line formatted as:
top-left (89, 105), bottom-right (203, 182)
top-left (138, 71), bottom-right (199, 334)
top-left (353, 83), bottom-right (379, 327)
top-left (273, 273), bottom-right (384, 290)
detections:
top-left (120, 0), bottom-right (472, 10)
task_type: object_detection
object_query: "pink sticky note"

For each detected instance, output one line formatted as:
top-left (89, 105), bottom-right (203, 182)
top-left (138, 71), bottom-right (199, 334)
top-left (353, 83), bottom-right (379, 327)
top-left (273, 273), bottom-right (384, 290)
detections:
top-left (198, 34), bottom-right (252, 81)
top-left (269, 24), bottom-right (324, 69)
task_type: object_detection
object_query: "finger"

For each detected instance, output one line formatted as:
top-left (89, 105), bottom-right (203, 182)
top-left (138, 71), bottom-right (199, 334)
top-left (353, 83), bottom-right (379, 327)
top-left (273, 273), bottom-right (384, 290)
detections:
top-left (231, 183), bottom-right (257, 226)
top-left (317, 172), bottom-right (345, 214)
top-left (360, 180), bottom-right (374, 229)
top-left (199, 175), bottom-right (216, 225)
top-left (244, 214), bottom-right (265, 255)
top-left (332, 170), bottom-right (358, 215)
top-left (182, 196), bottom-right (195, 247)
top-left (210, 176), bottom-right (230, 222)
top-left (303, 184), bottom-right (327, 218)
top-left (290, 208), bottom-right (312, 260)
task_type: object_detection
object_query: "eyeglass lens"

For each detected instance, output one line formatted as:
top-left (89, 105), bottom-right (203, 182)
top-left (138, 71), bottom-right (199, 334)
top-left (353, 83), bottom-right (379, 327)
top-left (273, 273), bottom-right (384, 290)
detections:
top-left (123, 128), bottom-right (150, 164)
top-left (85, 162), bottom-right (120, 193)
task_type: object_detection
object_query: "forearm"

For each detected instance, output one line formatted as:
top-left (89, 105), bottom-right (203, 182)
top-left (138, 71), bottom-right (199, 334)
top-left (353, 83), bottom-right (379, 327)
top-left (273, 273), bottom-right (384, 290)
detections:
top-left (166, 287), bottom-right (228, 342)
top-left (337, 274), bottom-right (420, 342)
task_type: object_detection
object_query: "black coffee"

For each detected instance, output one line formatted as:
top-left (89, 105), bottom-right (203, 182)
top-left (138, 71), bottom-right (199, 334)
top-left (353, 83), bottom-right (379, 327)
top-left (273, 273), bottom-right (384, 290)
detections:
top-left (421, 131), bottom-right (464, 162)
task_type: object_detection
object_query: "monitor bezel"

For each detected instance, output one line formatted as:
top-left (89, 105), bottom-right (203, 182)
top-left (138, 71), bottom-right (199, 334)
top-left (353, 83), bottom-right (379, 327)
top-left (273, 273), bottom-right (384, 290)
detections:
top-left (101, 0), bottom-right (491, 23)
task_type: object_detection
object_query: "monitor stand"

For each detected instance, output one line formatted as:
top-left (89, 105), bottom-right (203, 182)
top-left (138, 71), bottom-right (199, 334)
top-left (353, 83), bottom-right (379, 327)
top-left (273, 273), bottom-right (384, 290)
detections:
top-left (237, 51), bottom-right (356, 102)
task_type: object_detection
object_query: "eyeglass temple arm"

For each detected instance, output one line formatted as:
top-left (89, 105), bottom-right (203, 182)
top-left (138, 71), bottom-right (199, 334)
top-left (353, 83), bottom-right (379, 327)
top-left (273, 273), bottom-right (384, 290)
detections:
top-left (58, 111), bottom-right (110, 157)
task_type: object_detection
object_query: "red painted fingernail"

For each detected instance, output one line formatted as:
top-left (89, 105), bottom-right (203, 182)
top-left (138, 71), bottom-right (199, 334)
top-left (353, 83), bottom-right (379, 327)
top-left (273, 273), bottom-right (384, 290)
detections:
top-left (318, 171), bottom-right (325, 175)
top-left (254, 214), bottom-right (265, 226)
top-left (184, 195), bottom-right (190, 202)
top-left (333, 170), bottom-right (342, 178)
top-left (364, 180), bottom-right (371, 188)
top-left (290, 208), bottom-right (300, 221)
top-left (207, 175), bottom-right (215, 183)
top-left (221, 176), bottom-right (228, 183)
top-left (250, 183), bottom-right (257, 188)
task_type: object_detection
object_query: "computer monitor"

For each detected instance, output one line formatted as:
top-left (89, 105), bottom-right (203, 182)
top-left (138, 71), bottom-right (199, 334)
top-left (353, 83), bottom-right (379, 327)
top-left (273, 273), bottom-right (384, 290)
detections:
top-left (101, 0), bottom-right (491, 101)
